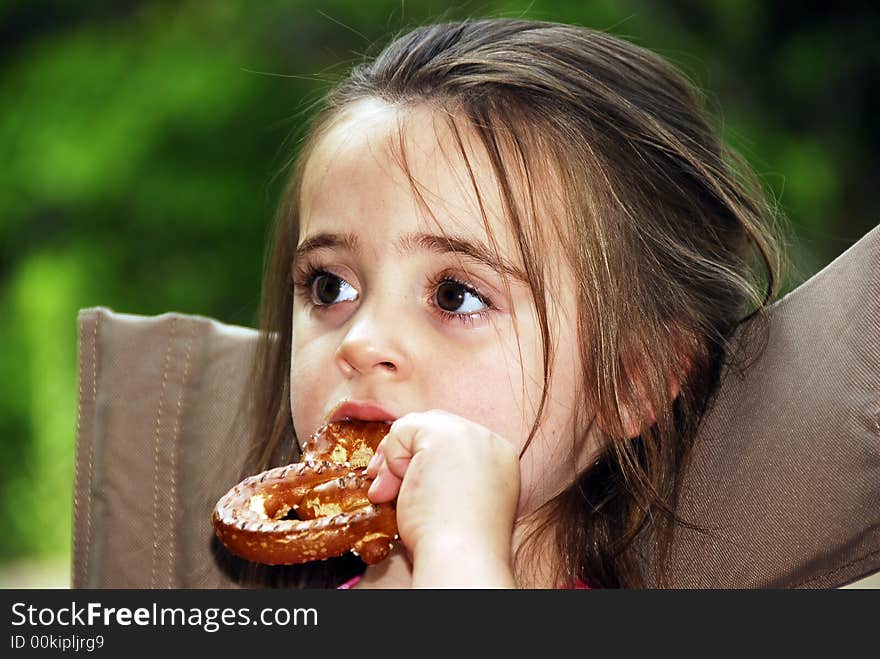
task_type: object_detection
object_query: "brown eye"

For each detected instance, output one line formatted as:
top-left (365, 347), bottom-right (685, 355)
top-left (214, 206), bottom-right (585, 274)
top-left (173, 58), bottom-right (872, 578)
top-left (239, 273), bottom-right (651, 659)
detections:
top-left (311, 273), bottom-right (357, 306)
top-left (435, 280), bottom-right (487, 314)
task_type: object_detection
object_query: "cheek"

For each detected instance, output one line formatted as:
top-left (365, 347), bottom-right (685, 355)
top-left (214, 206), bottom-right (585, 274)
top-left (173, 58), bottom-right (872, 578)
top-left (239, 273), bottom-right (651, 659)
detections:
top-left (426, 371), bottom-right (530, 443)
top-left (289, 330), bottom-right (334, 443)
top-left (517, 331), bottom-right (594, 510)
top-left (419, 326), bottom-right (546, 451)
top-left (512, 390), bottom-right (582, 514)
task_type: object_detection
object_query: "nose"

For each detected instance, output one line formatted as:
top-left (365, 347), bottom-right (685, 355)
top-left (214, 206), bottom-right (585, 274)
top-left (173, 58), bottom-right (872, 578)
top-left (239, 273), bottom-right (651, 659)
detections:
top-left (335, 307), bottom-right (413, 380)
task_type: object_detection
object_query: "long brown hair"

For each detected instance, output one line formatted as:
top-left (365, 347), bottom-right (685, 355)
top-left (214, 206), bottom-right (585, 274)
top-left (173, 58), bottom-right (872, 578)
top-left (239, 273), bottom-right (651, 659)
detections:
top-left (242, 18), bottom-right (786, 588)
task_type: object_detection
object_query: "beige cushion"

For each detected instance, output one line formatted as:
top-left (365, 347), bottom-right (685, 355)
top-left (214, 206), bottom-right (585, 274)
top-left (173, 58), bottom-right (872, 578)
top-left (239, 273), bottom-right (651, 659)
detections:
top-left (71, 225), bottom-right (880, 588)
top-left (644, 224), bottom-right (880, 588)
top-left (72, 311), bottom-right (259, 588)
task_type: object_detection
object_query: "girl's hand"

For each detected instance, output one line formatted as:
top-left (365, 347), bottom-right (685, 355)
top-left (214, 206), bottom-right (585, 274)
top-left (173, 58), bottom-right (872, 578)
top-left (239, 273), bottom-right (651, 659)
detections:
top-left (366, 410), bottom-right (520, 587)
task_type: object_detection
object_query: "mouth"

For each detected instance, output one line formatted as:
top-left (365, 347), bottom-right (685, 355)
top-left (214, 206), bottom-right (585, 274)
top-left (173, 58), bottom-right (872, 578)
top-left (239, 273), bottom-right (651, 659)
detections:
top-left (328, 400), bottom-right (397, 424)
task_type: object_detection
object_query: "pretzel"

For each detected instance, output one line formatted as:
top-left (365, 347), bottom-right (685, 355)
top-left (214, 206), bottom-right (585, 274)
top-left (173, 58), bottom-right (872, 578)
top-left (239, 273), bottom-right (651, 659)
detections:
top-left (212, 420), bottom-right (397, 565)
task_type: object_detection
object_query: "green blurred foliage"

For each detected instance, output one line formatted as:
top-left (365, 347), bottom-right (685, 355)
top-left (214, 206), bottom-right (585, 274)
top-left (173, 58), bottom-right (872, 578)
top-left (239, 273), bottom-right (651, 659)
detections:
top-left (0, 0), bottom-right (877, 565)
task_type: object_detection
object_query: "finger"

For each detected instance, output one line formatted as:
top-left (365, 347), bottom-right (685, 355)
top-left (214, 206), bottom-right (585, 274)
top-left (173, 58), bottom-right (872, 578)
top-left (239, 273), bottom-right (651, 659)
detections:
top-left (366, 445), bottom-right (384, 477)
top-left (367, 413), bottom-right (426, 502)
top-left (381, 417), bottom-right (421, 479)
top-left (367, 461), bottom-right (402, 503)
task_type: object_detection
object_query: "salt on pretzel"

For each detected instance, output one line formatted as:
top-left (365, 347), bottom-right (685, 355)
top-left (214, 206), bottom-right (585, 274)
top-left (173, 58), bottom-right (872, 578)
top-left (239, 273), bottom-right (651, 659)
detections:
top-left (212, 420), bottom-right (397, 565)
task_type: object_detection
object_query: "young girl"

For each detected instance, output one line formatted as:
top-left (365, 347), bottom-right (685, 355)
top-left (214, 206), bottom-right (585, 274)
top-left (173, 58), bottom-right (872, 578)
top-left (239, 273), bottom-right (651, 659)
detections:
top-left (242, 17), bottom-right (784, 589)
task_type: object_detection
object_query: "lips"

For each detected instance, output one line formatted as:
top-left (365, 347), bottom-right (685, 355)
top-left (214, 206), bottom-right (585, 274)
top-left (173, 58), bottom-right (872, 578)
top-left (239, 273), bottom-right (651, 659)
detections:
top-left (329, 401), bottom-right (397, 424)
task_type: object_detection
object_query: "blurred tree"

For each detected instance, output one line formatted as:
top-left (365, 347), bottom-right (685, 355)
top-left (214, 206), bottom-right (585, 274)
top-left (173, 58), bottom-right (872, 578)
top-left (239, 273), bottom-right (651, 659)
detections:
top-left (0, 0), bottom-right (876, 567)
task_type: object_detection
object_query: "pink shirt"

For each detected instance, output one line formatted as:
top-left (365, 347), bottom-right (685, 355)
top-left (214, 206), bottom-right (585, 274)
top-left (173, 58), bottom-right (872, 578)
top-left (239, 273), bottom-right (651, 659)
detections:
top-left (337, 575), bottom-right (591, 589)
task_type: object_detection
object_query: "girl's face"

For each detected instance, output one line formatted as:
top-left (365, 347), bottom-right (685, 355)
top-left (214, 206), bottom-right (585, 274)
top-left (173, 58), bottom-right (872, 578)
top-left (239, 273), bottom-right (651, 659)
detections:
top-left (291, 98), bottom-right (601, 515)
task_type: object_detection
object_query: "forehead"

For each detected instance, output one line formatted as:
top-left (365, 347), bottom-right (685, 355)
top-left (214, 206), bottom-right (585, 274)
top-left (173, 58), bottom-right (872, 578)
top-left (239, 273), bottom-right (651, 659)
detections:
top-left (298, 98), bottom-right (525, 246)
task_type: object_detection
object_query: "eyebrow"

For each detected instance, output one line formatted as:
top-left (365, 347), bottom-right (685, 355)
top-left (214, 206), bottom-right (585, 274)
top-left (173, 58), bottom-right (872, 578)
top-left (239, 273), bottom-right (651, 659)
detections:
top-left (294, 232), bottom-right (360, 260)
top-left (293, 230), bottom-right (529, 284)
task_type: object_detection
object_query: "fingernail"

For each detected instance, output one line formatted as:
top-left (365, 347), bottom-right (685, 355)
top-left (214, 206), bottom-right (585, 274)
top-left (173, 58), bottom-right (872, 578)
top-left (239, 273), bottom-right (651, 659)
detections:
top-left (367, 452), bottom-right (380, 474)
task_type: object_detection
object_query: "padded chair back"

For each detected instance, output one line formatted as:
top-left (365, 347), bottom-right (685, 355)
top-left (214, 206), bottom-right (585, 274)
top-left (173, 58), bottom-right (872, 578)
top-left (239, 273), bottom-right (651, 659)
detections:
top-left (72, 312), bottom-right (258, 587)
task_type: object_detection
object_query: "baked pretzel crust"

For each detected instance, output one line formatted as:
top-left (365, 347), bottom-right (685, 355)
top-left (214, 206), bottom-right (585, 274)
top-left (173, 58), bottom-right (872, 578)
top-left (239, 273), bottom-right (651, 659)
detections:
top-left (212, 420), bottom-right (397, 565)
